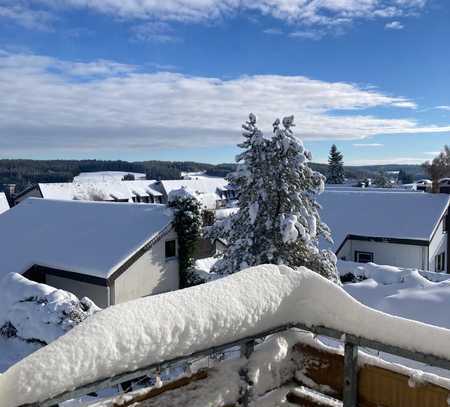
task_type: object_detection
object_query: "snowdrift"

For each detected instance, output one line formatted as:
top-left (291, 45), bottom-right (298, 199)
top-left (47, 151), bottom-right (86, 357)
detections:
top-left (0, 273), bottom-right (99, 345)
top-left (338, 260), bottom-right (450, 284)
top-left (338, 261), bottom-right (450, 330)
top-left (3, 265), bottom-right (450, 406)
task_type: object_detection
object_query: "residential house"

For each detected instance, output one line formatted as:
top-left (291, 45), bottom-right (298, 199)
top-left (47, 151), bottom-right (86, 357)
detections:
top-left (318, 191), bottom-right (449, 273)
top-left (156, 178), bottom-right (236, 209)
top-left (415, 179), bottom-right (432, 192)
top-left (0, 199), bottom-right (179, 307)
top-left (14, 180), bottom-right (163, 206)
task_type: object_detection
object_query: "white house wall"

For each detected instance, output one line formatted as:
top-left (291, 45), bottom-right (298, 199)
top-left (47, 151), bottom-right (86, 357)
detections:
top-left (429, 216), bottom-right (448, 272)
top-left (45, 274), bottom-right (109, 308)
top-left (113, 229), bottom-right (179, 304)
top-left (337, 239), bottom-right (427, 270)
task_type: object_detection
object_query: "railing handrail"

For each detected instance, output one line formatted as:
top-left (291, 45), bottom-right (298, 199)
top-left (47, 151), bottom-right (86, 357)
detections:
top-left (22, 322), bottom-right (450, 407)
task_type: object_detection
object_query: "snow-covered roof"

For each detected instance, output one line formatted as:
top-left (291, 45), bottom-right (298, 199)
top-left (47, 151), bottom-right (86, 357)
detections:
top-left (160, 179), bottom-right (230, 210)
top-left (180, 171), bottom-right (225, 180)
top-left (39, 181), bottom-right (129, 201)
top-left (124, 180), bottom-right (163, 197)
top-left (73, 171), bottom-right (147, 182)
top-left (160, 178), bottom-right (228, 197)
top-left (0, 192), bottom-right (10, 215)
top-left (325, 186), bottom-right (419, 193)
top-left (318, 191), bottom-right (450, 251)
top-left (38, 180), bottom-right (161, 201)
top-left (0, 198), bottom-right (173, 279)
top-left (416, 179), bottom-right (432, 184)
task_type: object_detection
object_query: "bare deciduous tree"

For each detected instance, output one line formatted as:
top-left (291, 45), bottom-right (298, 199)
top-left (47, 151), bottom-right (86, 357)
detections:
top-left (423, 145), bottom-right (450, 193)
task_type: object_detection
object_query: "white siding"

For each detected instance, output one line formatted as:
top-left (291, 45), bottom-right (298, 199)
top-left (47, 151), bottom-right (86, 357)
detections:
top-left (45, 274), bottom-right (109, 308)
top-left (337, 239), bottom-right (427, 270)
top-left (429, 216), bottom-right (448, 272)
top-left (113, 229), bottom-right (179, 304)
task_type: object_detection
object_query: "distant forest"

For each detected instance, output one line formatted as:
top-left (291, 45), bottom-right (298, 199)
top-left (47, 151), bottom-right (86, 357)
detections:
top-left (0, 159), bottom-right (425, 193)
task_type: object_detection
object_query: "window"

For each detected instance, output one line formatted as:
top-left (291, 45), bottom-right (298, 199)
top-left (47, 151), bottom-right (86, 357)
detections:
top-left (436, 252), bottom-right (446, 272)
top-left (355, 251), bottom-right (374, 263)
top-left (165, 240), bottom-right (177, 259)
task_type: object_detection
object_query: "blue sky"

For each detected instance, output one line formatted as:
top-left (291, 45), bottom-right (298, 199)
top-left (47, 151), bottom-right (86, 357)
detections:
top-left (0, 0), bottom-right (449, 165)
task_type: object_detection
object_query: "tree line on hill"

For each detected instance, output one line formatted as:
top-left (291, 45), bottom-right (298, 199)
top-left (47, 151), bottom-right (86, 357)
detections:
top-left (0, 159), bottom-right (234, 192)
top-left (0, 156), bottom-right (429, 194)
top-left (326, 144), bottom-right (449, 187)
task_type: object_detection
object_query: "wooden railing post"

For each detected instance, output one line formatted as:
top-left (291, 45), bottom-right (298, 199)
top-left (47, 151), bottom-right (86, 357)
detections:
top-left (343, 341), bottom-right (358, 407)
top-left (240, 339), bottom-right (255, 407)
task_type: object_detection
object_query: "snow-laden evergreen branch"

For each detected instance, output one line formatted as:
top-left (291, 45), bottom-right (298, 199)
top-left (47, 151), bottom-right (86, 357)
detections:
top-left (208, 114), bottom-right (338, 282)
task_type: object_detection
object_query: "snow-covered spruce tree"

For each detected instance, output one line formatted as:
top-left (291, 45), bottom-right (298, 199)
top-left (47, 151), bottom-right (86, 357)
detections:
top-left (168, 192), bottom-right (203, 287)
top-left (209, 114), bottom-right (339, 283)
top-left (207, 113), bottom-right (274, 273)
top-left (327, 144), bottom-right (345, 184)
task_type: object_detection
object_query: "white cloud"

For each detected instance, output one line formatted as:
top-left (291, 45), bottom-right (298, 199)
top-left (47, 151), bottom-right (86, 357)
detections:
top-left (352, 143), bottom-right (384, 147)
top-left (263, 28), bottom-right (283, 35)
top-left (289, 30), bottom-right (324, 40)
top-left (0, 4), bottom-right (53, 30)
top-left (385, 20), bottom-right (404, 29)
top-left (3, 0), bottom-right (428, 31)
top-left (57, 0), bottom-right (425, 24)
top-left (0, 50), bottom-right (449, 154)
top-left (346, 157), bottom-right (429, 165)
top-left (58, 60), bottom-right (137, 77)
top-left (131, 21), bottom-right (180, 43)
top-left (435, 105), bottom-right (450, 111)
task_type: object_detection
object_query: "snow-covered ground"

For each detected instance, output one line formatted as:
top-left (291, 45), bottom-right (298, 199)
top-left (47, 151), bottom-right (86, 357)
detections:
top-left (73, 171), bottom-right (147, 182)
top-left (4, 264), bottom-right (450, 406)
top-left (338, 260), bottom-right (450, 328)
top-left (0, 273), bottom-right (99, 373)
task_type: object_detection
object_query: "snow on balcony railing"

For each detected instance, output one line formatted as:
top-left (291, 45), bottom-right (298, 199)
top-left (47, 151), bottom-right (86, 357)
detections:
top-left (2, 265), bottom-right (450, 406)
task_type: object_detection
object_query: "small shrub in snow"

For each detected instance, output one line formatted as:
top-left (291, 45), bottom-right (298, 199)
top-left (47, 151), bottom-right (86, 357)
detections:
top-left (208, 114), bottom-right (338, 282)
